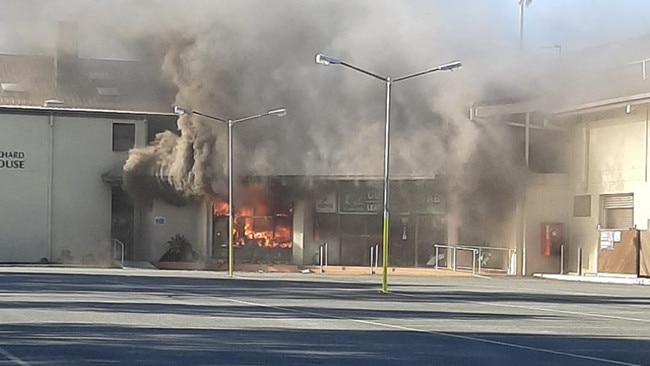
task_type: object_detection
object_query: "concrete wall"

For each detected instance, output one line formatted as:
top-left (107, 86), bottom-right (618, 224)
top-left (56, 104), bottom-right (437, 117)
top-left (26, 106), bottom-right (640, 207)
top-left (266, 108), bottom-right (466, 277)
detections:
top-left (0, 114), bottom-right (50, 262)
top-left (524, 173), bottom-right (571, 275)
top-left (292, 200), bottom-right (306, 265)
top-left (51, 115), bottom-right (145, 264)
top-left (138, 200), bottom-right (206, 263)
top-left (0, 112), bottom-right (145, 263)
top-left (567, 105), bottom-right (650, 273)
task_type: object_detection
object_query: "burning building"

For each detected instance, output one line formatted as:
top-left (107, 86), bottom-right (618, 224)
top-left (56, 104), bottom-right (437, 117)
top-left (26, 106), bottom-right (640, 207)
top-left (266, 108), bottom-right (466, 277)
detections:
top-left (211, 182), bottom-right (293, 264)
top-left (7, 2), bottom-right (650, 278)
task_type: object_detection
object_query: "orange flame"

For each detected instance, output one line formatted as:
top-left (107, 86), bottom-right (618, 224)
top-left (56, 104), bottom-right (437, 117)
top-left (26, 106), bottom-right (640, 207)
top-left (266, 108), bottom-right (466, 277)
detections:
top-left (213, 200), bottom-right (229, 216)
top-left (212, 189), bottom-right (292, 249)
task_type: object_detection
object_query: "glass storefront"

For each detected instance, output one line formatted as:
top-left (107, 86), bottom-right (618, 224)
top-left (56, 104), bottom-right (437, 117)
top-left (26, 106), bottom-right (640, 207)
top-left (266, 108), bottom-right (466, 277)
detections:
top-left (314, 179), bottom-right (446, 267)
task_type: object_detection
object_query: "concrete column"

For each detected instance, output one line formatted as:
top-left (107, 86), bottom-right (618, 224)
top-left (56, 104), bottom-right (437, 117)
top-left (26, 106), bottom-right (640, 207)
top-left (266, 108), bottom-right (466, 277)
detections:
top-left (292, 200), bottom-right (307, 265)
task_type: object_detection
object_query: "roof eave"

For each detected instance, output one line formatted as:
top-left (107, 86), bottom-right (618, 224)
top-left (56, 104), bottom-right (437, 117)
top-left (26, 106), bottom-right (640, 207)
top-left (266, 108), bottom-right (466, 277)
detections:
top-left (0, 104), bottom-right (176, 118)
top-left (554, 92), bottom-right (650, 116)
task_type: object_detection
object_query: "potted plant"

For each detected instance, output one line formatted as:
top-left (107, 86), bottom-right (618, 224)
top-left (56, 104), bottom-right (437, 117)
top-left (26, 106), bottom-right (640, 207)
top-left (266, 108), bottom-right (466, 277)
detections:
top-left (156, 234), bottom-right (204, 270)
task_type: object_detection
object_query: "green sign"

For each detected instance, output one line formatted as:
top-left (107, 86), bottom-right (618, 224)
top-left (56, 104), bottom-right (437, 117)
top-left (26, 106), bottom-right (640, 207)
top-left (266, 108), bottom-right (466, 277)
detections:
top-left (416, 192), bottom-right (445, 214)
top-left (336, 181), bottom-right (446, 214)
top-left (339, 184), bottom-right (382, 213)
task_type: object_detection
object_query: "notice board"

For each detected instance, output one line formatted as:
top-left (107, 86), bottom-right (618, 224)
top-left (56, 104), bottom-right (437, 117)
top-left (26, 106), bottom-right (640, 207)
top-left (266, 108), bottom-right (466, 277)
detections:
top-left (597, 229), bottom-right (638, 275)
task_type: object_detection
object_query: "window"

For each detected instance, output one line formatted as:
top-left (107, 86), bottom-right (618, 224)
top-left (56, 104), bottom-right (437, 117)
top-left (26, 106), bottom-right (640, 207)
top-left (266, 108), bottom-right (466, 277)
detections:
top-left (112, 123), bottom-right (135, 151)
top-left (573, 195), bottom-right (591, 217)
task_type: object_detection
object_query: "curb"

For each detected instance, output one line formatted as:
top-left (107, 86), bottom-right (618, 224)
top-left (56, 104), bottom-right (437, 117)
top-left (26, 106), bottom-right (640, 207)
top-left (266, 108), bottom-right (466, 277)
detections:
top-left (533, 273), bottom-right (650, 285)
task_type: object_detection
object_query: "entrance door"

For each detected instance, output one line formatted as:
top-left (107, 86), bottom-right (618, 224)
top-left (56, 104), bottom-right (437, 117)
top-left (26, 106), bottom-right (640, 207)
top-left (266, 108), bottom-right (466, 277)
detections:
top-left (389, 214), bottom-right (415, 267)
top-left (340, 214), bottom-right (382, 266)
top-left (212, 216), bottom-right (229, 261)
top-left (415, 214), bottom-right (446, 267)
top-left (111, 186), bottom-right (134, 259)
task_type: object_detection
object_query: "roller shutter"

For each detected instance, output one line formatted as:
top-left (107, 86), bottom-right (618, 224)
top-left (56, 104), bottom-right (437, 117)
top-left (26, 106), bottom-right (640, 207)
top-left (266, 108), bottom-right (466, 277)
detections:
top-left (601, 194), bottom-right (633, 229)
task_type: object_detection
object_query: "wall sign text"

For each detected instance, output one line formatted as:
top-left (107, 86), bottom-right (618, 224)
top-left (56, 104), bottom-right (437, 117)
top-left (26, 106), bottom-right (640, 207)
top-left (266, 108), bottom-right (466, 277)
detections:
top-left (0, 150), bottom-right (25, 169)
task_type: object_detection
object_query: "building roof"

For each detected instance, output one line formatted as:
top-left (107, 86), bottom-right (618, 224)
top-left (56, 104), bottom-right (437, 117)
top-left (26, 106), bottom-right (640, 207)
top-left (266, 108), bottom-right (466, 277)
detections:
top-left (554, 91), bottom-right (650, 116)
top-left (0, 52), bottom-right (175, 113)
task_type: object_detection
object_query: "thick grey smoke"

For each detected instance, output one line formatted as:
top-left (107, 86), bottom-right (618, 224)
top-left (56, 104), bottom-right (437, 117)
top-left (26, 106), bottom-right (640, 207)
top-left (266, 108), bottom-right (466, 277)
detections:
top-left (115, 0), bottom-right (502, 204)
top-left (115, 0), bottom-right (527, 206)
top-left (3, 1), bottom-right (642, 233)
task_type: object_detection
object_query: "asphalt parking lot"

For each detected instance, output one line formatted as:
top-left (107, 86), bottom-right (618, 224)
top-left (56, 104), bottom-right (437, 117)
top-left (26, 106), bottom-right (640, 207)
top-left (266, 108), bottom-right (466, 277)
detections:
top-left (0, 267), bottom-right (649, 365)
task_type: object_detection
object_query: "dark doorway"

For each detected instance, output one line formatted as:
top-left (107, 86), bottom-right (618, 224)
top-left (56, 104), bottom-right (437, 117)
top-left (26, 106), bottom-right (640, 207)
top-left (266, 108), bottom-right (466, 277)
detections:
top-left (415, 214), bottom-right (446, 267)
top-left (389, 214), bottom-right (415, 267)
top-left (212, 216), bottom-right (229, 261)
top-left (111, 186), bottom-right (134, 259)
top-left (340, 214), bottom-right (382, 266)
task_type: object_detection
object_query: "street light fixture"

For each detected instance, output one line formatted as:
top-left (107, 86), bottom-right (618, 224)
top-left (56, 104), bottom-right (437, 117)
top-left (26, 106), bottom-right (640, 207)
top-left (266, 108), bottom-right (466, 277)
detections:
top-left (173, 105), bottom-right (287, 278)
top-left (315, 53), bottom-right (461, 293)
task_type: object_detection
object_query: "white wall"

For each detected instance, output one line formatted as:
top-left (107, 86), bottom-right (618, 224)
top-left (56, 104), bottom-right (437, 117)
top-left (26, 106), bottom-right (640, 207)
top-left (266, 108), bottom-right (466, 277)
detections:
top-left (51, 115), bottom-right (146, 264)
top-left (0, 114), bottom-right (50, 262)
top-left (524, 174), bottom-right (571, 275)
top-left (568, 106), bottom-right (650, 273)
top-left (139, 200), bottom-right (204, 262)
top-left (292, 199), bottom-right (316, 265)
top-left (0, 112), bottom-right (146, 263)
top-left (589, 119), bottom-right (646, 190)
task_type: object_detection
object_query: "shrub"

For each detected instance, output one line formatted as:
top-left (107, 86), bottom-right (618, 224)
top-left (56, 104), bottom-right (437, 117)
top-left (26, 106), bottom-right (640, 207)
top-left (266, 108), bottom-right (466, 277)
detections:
top-left (159, 234), bottom-right (200, 262)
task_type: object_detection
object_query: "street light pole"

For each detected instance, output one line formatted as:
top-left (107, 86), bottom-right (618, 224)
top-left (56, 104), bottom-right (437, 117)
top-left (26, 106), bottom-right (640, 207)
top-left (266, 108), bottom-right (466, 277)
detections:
top-left (227, 118), bottom-right (234, 278)
top-left (519, 0), bottom-right (525, 49)
top-left (518, 0), bottom-right (534, 49)
top-left (381, 77), bottom-right (391, 292)
top-left (173, 106), bottom-right (286, 278)
top-left (315, 54), bottom-right (461, 293)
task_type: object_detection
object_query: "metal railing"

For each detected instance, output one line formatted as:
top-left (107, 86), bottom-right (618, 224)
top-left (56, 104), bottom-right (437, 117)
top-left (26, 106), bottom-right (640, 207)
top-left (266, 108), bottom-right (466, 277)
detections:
top-left (433, 244), bottom-right (478, 276)
top-left (456, 245), bottom-right (516, 275)
top-left (433, 244), bottom-right (517, 276)
top-left (318, 242), bottom-right (329, 273)
top-left (111, 239), bottom-right (125, 269)
top-left (577, 247), bottom-right (583, 276)
top-left (558, 245), bottom-right (584, 276)
top-left (369, 243), bottom-right (379, 274)
top-left (560, 244), bottom-right (564, 274)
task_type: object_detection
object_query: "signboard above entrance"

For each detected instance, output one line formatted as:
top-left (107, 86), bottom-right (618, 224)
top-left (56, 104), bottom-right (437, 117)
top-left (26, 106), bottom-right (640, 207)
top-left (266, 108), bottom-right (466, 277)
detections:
top-left (315, 193), bottom-right (337, 213)
top-left (333, 181), bottom-right (447, 214)
top-left (339, 184), bottom-right (381, 213)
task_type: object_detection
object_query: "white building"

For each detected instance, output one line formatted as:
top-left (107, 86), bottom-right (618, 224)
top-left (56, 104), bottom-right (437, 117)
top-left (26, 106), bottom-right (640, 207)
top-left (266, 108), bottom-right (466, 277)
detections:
top-left (0, 22), bottom-right (180, 264)
top-left (553, 94), bottom-right (650, 275)
top-left (471, 35), bottom-right (650, 276)
top-left (0, 107), bottom-right (165, 263)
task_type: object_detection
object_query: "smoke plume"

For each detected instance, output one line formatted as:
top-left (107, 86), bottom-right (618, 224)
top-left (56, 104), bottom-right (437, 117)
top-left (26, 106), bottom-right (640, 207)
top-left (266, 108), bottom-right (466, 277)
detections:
top-left (4, 0), bottom-right (643, 235)
top-left (116, 0), bottom-right (532, 207)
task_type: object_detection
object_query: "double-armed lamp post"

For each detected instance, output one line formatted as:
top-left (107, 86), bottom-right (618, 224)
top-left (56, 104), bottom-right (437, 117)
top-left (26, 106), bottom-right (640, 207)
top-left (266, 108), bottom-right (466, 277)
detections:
top-left (173, 105), bottom-right (287, 278)
top-left (315, 53), bottom-right (461, 293)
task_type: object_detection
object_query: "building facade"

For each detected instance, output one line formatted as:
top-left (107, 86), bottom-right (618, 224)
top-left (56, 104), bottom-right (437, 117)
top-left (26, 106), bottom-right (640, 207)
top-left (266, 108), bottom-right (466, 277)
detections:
top-left (554, 96), bottom-right (650, 275)
top-left (0, 107), bottom-right (153, 263)
top-left (5, 23), bottom-right (650, 275)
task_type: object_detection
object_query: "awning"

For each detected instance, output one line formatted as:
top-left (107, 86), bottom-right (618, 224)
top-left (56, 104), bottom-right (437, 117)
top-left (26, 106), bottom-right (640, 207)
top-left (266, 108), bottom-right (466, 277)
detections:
top-left (101, 166), bottom-right (124, 186)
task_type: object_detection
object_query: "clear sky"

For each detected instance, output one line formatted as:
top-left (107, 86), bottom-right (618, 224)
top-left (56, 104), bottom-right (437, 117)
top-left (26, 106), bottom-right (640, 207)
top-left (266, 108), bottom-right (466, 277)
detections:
top-left (418, 0), bottom-right (650, 52)
top-left (1, 0), bottom-right (650, 56)
top-left (518, 0), bottom-right (650, 50)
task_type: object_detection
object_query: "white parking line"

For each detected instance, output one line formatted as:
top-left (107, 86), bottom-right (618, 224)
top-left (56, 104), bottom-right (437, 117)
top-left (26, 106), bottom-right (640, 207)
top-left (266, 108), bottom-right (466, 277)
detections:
top-left (459, 281), bottom-right (629, 298)
top-left (474, 299), bottom-right (650, 323)
top-left (228, 275), bottom-right (650, 323)
top-left (0, 346), bottom-right (29, 366)
top-left (393, 290), bottom-right (650, 323)
top-left (221, 296), bottom-right (644, 366)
